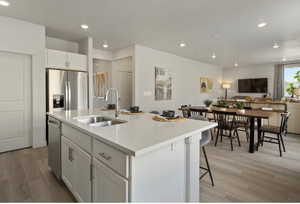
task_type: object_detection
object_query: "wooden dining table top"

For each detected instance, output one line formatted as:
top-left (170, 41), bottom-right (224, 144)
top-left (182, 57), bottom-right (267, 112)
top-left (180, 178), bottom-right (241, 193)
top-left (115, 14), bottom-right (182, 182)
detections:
top-left (184, 106), bottom-right (274, 119)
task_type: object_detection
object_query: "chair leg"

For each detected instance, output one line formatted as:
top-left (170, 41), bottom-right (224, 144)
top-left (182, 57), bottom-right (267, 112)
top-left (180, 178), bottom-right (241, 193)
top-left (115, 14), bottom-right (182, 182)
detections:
top-left (277, 134), bottom-right (282, 157)
top-left (279, 133), bottom-right (286, 152)
top-left (261, 132), bottom-right (265, 146)
top-left (210, 129), bottom-right (214, 141)
top-left (202, 147), bottom-right (214, 186)
top-left (215, 128), bottom-right (220, 147)
top-left (220, 129), bottom-right (223, 143)
top-left (230, 131), bottom-right (233, 151)
top-left (236, 129), bottom-right (241, 147)
top-left (245, 127), bottom-right (249, 142)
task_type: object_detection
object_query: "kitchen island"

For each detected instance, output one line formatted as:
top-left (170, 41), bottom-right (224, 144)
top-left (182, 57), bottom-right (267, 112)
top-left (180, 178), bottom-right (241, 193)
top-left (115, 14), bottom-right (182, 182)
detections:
top-left (47, 109), bottom-right (217, 202)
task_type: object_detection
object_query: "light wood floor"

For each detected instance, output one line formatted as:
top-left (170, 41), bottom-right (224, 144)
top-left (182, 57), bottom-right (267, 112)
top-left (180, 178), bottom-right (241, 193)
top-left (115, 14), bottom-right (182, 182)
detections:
top-left (0, 147), bottom-right (74, 202)
top-left (0, 133), bottom-right (299, 202)
top-left (200, 132), bottom-right (300, 202)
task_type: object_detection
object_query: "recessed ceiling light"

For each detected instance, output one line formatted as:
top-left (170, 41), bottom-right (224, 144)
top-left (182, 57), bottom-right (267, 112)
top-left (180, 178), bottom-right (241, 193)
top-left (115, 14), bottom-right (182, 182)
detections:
top-left (273, 43), bottom-right (280, 49)
top-left (0, 0), bottom-right (10, 6)
top-left (234, 63), bottom-right (239, 67)
top-left (80, 24), bottom-right (89, 30)
top-left (102, 43), bottom-right (109, 48)
top-left (179, 42), bottom-right (186, 47)
top-left (212, 53), bottom-right (216, 59)
top-left (257, 22), bottom-right (267, 28)
top-left (282, 58), bottom-right (287, 62)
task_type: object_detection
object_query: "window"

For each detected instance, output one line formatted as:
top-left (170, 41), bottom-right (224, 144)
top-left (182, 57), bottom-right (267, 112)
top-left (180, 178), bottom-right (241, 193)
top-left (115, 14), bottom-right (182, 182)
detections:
top-left (284, 64), bottom-right (300, 97)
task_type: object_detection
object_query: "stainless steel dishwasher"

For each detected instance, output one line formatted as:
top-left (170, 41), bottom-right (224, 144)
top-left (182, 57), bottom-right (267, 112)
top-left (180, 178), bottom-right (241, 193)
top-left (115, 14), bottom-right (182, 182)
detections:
top-left (48, 116), bottom-right (61, 179)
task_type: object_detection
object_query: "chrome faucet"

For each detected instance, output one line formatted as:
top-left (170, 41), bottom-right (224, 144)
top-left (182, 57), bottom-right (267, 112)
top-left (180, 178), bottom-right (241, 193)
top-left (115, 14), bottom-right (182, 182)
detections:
top-left (105, 88), bottom-right (120, 118)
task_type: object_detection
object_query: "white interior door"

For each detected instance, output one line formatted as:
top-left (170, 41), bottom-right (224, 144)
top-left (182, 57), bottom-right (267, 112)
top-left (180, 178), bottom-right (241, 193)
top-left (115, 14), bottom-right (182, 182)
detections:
top-left (0, 51), bottom-right (32, 153)
top-left (115, 71), bottom-right (132, 109)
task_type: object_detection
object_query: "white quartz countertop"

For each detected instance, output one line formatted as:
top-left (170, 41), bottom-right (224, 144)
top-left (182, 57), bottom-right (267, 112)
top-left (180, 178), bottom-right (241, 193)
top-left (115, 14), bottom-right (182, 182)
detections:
top-left (47, 109), bottom-right (217, 156)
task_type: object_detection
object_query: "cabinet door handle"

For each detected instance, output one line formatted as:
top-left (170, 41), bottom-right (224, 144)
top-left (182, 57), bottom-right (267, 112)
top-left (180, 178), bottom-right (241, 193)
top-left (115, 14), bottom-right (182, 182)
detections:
top-left (98, 152), bottom-right (112, 161)
top-left (69, 147), bottom-right (74, 162)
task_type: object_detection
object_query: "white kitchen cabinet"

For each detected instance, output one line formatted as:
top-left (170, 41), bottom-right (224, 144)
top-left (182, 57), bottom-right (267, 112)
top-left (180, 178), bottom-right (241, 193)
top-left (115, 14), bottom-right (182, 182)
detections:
top-left (67, 52), bottom-right (87, 71)
top-left (61, 136), bottom-right (76, 193)
top-left (47, 49), bottom-right (68, 69)
top-left (46, 49), bottom-right (87, 71)
top-left (93, 158), bottom-right (128, 202)
top-left (61, 136), bottom-right (92, 202)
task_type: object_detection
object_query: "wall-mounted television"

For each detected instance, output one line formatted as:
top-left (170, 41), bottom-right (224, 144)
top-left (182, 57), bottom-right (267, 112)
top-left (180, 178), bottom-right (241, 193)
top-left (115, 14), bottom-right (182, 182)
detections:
top-left (238, 78), bottom-right (268, 93)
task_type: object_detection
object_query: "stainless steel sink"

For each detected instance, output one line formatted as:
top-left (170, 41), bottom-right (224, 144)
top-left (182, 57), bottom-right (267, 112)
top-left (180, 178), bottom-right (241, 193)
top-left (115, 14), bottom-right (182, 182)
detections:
top-left (74, 116), bottom-right (127, 127)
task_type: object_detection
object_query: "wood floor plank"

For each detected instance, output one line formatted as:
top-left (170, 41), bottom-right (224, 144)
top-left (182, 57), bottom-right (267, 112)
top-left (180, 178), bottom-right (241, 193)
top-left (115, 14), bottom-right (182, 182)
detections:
top-left (0, 133), bottom-right (299, 202)
top-left (200, 133), bottom-right (300, 202)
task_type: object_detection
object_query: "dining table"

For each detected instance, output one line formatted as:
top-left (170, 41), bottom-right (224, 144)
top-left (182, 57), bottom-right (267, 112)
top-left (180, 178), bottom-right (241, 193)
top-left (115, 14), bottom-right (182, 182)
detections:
top-left (181, 106), bottom-right (275, 153)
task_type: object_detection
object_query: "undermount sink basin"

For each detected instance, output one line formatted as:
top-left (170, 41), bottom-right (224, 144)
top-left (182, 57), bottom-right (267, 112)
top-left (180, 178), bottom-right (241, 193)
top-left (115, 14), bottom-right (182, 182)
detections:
top-left (74, 116), bottom-right (127, 127)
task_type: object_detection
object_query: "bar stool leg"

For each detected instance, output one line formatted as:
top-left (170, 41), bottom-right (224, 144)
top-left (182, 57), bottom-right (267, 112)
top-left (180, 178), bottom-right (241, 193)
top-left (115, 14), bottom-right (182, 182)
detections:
top-left (202, 146), bottom-right (214, 186)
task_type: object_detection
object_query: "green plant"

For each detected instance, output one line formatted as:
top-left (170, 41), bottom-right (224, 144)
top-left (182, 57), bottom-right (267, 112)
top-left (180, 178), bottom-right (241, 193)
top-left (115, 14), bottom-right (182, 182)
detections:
top-left (204, 99), bottom-right (213, 107)
top-left (215, 100), bottom-right (229, 108)
top-left (235, 102), bottom-right (245, 109)
top-left (286, 83), bottom-right (296, 98)
top-left (294, 70), bottom-right (300, 86)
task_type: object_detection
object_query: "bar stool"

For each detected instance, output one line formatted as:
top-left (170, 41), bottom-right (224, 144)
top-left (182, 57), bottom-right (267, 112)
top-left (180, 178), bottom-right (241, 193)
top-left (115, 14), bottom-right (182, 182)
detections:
top-left (190, 115), bottom-right (214, 186)
top-left (200, 131), bottom-right (215, 186)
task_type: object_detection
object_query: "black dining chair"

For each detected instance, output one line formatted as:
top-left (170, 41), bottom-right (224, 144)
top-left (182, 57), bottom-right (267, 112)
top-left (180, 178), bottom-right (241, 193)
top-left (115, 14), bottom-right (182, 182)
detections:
top-left (235, 115), bottom-right (250, 142)
top-left (181, 108), bottom-right (191, 118)
top-left (259, 112), bottom-right (290, 157)
top-left (213, 110), bottom-right (241, 151)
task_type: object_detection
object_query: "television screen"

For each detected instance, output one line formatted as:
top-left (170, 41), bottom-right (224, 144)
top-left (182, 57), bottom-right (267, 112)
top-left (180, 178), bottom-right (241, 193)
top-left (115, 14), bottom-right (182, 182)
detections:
top-left (238, 78), bottom-right (268, 93)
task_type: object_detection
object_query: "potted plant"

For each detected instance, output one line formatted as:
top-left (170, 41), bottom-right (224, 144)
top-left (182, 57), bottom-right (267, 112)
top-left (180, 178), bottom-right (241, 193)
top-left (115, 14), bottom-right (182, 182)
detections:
top-left (235, 101), bottom-right (245, 109)
top-left (294, 71), bottom-right (300, 98)
top-left (214, 100), bottom-right (229, 108)
top-left (204, 99), bottom-right (213, 107)
top-left (286, 83), bottom-right (296, 98)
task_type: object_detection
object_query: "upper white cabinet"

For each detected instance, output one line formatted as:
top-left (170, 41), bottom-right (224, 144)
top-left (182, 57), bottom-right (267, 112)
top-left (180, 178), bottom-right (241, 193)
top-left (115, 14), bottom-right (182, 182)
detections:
top-left (46, 49), bottom-right (87, 71)
top-left (67, 52), bottom-right (87, 71)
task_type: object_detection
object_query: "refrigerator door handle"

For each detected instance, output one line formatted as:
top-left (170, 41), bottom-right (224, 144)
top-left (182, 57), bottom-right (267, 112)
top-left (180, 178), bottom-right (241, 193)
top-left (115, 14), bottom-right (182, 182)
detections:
top-left (68, 81), bottom-right (71, 110)
top-left (65, 82), bottom-right (69, 110)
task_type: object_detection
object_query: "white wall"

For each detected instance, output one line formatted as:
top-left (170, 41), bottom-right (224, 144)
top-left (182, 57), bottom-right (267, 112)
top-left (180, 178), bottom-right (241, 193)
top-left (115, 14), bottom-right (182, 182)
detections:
top-left (134, 45), bottom-right (223, 112)
top-left (46, 36), bottom-right (79, 52)
top-left (93, 48), bottom-right (112, 60)
top-left (223, 64), bottom-right (274, 98)
top-left (112, 46), bottom-right (134, 60)
top-left (0, 16), bottom-right (46, 147)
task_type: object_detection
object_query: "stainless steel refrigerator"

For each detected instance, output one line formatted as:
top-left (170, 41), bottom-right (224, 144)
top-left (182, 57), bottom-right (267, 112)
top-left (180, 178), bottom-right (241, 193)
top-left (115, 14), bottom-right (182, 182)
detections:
top-left (46, 69), bottom-right (88, 113)
top-left (46, 68), bottom-right (88, 179)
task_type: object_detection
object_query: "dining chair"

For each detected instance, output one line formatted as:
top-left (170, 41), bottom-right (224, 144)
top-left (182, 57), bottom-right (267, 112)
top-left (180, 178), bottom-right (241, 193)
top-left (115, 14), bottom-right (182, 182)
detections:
top-left (213, 110), bottom-right (241, 151)
top-left (190, 110), bottom-right (201, 117)
top-left (235, 115), bottom-right (250, 142)
top-left (181, 108), bottom-right (191, 118)
top-left (259, 112), bottom-right (290, 157)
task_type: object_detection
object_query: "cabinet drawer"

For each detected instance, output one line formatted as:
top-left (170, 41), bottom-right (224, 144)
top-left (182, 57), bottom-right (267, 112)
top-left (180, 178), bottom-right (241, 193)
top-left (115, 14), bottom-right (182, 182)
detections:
top-left (93, 139), bottom-right (129, 178)
top-left (62, 124), bottom-right (91, 154)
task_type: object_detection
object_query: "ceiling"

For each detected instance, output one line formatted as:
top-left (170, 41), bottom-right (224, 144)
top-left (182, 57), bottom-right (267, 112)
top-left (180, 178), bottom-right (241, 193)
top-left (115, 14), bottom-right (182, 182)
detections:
top-left (1, 0), bottom-right (300, 67)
